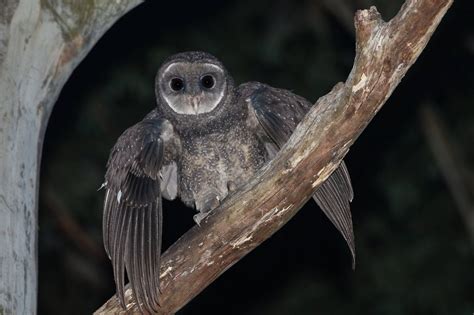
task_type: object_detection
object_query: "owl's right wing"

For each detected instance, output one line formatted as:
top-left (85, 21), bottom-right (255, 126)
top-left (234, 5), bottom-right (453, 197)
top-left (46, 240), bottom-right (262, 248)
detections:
top-left (102, 117), bottom-right (180, 313)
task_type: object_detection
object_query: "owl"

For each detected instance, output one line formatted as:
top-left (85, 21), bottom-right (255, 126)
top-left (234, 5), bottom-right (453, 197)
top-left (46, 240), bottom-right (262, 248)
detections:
top-left (102, 51), bottom-right (354, 313)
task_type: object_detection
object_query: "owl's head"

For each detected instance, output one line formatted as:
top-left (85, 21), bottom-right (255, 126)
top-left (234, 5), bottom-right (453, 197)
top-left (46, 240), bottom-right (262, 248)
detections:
top-left (155, 52), bottom-right (233, 115)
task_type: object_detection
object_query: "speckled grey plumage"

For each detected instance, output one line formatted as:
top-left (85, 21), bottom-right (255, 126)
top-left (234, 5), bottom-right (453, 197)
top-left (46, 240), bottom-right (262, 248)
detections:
top-left (102, 51), bottom-right (355, 313)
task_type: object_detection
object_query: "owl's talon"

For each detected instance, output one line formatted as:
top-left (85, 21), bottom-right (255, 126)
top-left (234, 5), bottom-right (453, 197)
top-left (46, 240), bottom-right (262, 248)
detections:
top-left (227, 181), bottom-right (237, 192)
top-left (193, 212), bottom-right (210, 226)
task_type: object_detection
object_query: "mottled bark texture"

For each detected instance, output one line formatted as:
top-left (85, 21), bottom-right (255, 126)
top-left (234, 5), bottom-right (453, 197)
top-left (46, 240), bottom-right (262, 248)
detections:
top-left (95, 0), bottom-right (453, 314)
top-left (0, 1), bottom-right (142, 314)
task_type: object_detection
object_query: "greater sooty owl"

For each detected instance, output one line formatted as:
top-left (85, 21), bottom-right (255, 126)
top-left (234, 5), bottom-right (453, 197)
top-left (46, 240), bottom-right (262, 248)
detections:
top-left (102, 51), bottom-right (354, 313)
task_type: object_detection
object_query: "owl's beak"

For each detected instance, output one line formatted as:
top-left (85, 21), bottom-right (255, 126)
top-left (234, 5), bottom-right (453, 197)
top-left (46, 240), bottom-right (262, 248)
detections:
top-left (190, 95), bottom-right (202, 114)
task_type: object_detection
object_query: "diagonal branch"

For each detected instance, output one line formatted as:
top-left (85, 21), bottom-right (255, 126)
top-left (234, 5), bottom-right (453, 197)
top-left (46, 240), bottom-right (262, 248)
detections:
top-left (96, 0), bottom-right (453, 313)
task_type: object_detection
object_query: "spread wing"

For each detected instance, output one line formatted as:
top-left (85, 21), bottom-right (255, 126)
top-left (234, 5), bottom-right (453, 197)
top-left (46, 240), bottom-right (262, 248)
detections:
top-left (102, 117), bottom-right (180, 313)
top-left (242, 82), bottom-right (355, 267)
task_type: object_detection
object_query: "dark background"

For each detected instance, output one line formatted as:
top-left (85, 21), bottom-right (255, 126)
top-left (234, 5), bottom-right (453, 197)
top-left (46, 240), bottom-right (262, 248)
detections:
top-left (38, 0), bottom-right (474, 314)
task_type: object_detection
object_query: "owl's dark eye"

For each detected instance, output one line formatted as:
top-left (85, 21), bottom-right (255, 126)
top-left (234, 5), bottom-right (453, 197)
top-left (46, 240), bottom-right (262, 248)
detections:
top-left (170, 78), bottom-right (185, 91)
top-left (200, 75), bottom-right (215, 89)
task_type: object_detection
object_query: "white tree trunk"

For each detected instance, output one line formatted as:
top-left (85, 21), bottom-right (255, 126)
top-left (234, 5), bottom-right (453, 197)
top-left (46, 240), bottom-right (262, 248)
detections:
top-left (0, 1), bottom-right (142, 313)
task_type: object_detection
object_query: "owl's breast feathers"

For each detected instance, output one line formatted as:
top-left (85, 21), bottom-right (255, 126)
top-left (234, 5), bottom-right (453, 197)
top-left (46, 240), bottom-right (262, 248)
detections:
top-left (177, 123), bottom-right (268, 211)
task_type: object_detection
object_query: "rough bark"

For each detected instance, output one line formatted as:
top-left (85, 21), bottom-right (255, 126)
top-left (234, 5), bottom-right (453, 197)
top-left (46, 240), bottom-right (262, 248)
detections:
top-left (95, 0), bottom-right (453, 314)
top-left (0, 1), bottom-right (143, 314)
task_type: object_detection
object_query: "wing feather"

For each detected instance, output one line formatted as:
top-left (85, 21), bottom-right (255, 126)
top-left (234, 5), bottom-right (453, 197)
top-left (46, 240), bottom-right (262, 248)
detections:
top-left (103, 117), bottom-right (178, 312)
top-left (313, 161), bottom-right (355, 268)
top-left (242, 82), bottom-right (356, 266)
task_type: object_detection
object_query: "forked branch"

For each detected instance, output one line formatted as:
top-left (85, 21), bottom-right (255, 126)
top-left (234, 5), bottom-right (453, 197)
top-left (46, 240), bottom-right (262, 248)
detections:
top-left (96, 0), bottom-right (453, 313)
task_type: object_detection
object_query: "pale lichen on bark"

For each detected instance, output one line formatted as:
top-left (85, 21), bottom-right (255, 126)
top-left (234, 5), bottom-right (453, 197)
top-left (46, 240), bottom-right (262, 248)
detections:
top-left (0, 0), bottom-right (18, 65)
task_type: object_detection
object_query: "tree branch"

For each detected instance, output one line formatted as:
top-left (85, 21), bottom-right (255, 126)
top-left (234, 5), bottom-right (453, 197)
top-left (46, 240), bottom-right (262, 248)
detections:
top-left (95, 0), bottom-right (453, 313)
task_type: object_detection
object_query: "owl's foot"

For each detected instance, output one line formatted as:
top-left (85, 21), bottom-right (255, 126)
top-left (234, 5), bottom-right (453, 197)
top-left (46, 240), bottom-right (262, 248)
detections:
top-left (193, 212), bottom-right (211, 226)
top-left (227, 181), bottom-right (238, 192)
top-left (194, 195), bottom-right (220, 226)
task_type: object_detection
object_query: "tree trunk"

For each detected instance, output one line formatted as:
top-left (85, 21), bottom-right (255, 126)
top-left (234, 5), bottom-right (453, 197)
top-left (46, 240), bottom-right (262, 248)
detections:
top-left (0, 1), bottom-right (142, 314)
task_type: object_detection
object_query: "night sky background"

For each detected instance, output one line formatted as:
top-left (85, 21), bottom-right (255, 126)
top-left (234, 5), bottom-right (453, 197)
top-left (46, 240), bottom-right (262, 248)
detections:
top-left (38, 0), bottom-right (474, 314)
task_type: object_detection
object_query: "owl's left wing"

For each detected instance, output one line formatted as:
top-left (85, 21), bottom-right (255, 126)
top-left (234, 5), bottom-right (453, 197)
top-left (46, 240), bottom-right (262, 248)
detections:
top-left (240, 82), bottom-right (355, 267)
